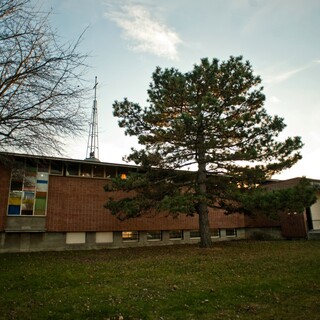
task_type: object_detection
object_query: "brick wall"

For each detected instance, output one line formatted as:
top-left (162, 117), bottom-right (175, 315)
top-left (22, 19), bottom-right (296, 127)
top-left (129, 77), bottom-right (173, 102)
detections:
top-left (244, 213), bottom-right (281, 228)
top-left (280, 213), bottom-right (307, 238)
top-left (46, 175), bottom-right (246, 232)
top-left (0, 163), bottom-right (11, 231)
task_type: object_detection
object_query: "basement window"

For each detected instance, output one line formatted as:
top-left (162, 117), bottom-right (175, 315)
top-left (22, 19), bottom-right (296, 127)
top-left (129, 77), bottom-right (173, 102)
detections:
top-left (122, 231), bottom-right (139, 242)
top-left (147, 231), bottom-right (162, 241)
top-left (169, 230), bottom-right (183, 240)
top-left (96, 232), bottom-right (113, 243)
top-left (226, 228), bottom-right (237, 237)
top-left (66, 232), bottom-right (86, 244)
top-left (190, 230), bottom-right (200, 239)
top-left (210, 229), bottom-right (220, 238)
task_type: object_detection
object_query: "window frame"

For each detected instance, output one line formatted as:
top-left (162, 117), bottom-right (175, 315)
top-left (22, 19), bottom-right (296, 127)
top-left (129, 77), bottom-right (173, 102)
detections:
top-left (169, 230), bottom-right (183, 240)
top-left (50, 161), bottom-right (63, 176)
top-left (66, 163), bottom-right (80, 176)
top-left (7, 161), bottom-right (49, 217)
top-left (80, 163), bottom-right (93, 177)
top-left (190, 230), bottom-right (200, 239)
top-left (210, 228), bottom-right (220, 238)
top-left (122, 231), bottom-right (139, 242)
top-left (147, 231), bottom-right (162, 241)
top-left (226, 228), bottom-right (237, 237)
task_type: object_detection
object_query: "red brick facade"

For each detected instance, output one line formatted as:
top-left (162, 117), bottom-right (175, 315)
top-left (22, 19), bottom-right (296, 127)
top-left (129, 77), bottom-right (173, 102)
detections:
top-left (0, 163), bottom-right (10, 231)
top-left (1, 154), bottom-right (315, 243)
top-left (46, 175), bottom-right (246, 232)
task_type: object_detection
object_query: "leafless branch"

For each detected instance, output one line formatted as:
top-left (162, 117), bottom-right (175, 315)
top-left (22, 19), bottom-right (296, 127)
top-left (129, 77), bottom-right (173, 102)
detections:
top-left (0, 0), bottom-right (90, 155)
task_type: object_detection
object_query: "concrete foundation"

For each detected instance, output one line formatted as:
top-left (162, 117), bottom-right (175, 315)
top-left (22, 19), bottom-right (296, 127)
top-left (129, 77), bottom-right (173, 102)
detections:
top-left (0, 228), bottom-right (249, 253)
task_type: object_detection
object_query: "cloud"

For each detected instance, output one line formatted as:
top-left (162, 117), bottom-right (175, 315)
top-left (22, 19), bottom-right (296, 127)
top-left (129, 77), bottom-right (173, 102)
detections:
top-left (105, 2), bottom-right (182, 60)
top-left (266, 66), bottom-right (307, 85)
top-left (269, 96), bottom-right (280, 104)
top-left (264, 62), bottom-right (316, 86)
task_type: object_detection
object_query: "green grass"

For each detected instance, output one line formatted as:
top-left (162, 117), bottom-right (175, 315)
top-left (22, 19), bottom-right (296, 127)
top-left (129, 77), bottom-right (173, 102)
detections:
top-left (0, 241), bottom-right (320, 320)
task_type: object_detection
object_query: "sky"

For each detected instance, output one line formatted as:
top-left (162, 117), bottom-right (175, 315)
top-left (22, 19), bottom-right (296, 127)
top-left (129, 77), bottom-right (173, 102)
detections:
top-left (42, 0), bottom-right (320, 180)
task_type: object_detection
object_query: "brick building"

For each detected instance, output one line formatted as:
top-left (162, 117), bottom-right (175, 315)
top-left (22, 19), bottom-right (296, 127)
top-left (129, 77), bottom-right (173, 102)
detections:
top-left (0, 153), bottom-right (319, 252)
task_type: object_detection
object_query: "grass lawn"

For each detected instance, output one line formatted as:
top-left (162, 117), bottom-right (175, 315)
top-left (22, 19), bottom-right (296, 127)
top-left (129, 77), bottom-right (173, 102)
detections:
top-left (0, 240), bottom-right (319, 320)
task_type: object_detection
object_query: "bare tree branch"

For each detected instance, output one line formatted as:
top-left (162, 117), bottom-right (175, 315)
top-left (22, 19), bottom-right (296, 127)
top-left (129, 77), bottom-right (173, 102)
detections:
top-left (0, 0), bottom-right (90, 155)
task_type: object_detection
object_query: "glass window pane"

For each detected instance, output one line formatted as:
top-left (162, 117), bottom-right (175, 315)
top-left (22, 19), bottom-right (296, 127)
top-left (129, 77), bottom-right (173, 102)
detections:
top-left (21, 191), bottom-right (35, 215)
top-left (66, 163), bottom-right (79, 176)
top-left (105, 166), bottom-right (117, 178)
top-left (8, 205), bottom-right (20, 215)
top-left (24, 176), bottom-right (36, 190)
top-left (147, 231), bottom-right (162, 241)
top-left (11, 168), bottom-right (24, 190)
top-left (122, 231), bottom-right (139, 242)
top-left (169, 230), bottom-right (183, 240)
top-left (34, 195), bottom-right (46, 216)
top-left (50, 161), bottom-right (63, 175)
top-left (190, 230), bottom-right (200, 238)
top-left (226, 228), bottom-right (237, 237)
top-left (80, 164), bottom-right (92, 177)
top-left (93, 165), bottom-right (104, 178)
top-left (36, 173), bottom-right (49, 192)
top-left (10, 180), bottom-right (23, 191)
top-left (37, 162), bottom-right (49, 173)
top-left (25, 160), bottom-right (37, 177)
top-left (210, 229), bottom-right (220, 238)
top-left (8, 191), bottom-right (22, 205)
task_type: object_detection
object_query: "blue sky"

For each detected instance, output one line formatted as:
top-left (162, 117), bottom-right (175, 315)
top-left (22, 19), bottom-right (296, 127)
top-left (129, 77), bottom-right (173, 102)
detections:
top-left (43, 0), bottom-right (320, 180)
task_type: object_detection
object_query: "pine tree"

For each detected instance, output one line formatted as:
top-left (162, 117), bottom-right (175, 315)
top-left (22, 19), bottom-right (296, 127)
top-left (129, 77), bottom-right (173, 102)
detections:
top-left (106, 56), bottom-right (305, 248)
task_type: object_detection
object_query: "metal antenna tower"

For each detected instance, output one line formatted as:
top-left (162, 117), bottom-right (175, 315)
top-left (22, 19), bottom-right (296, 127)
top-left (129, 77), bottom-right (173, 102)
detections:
top-left (86, 76), bottom-right (100, 161)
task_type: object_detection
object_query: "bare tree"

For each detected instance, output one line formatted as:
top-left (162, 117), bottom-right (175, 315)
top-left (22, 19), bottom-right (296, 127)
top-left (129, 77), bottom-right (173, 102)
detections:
top-left (0, 0), bottom-right (89, 155)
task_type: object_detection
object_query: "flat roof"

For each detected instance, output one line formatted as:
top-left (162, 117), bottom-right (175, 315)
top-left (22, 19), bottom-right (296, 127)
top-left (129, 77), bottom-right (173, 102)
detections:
top-left (0, 151), bottom-right (140, 169)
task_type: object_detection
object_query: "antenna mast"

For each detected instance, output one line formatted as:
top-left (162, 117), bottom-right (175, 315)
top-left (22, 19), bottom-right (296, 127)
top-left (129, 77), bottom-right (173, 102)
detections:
top-left (86, 76), bottom-right (100, 161)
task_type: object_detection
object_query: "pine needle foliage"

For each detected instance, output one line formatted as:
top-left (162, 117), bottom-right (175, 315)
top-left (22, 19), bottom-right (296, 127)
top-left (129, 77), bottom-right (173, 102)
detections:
top-left (105, 56), bottom-right (307, 247)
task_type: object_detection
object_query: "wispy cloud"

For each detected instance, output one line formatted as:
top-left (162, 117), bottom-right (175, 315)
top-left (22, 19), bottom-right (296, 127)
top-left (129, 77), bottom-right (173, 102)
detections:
top-left (270, 96), bottom-right (280, 104)
top-left (241, 0), bottom-right (318, 35)
top-left (265, 66), bottom-right (307, 85)
top-left (105, 2), bottom-right (182, 60)
top-left (263, 61), bottom-right (320, 85)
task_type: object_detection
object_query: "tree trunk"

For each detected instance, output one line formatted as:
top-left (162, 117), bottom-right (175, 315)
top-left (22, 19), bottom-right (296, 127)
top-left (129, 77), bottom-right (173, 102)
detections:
top-left (198, 201), bottom-right (212, 247)
top-left (197, 150), bottom-right (213, 248)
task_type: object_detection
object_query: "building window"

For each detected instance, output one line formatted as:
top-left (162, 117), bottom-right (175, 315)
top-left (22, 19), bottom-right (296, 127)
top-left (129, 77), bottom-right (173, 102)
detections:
top-left (66, 163), bottom-right (79, 176)
top-left (105, 166), bottom-right (117, 178)
top-left (93, 165), bottom-right (104, 178)
top-left (210, 229), bottom-right (220, 238)
top-left (80, 164), bottom-right (92, 177)
top-left (190, 230), bottom-right (200, 239)
top-left (37, 161), bottom-right (49, 173)
top-left (226, 228), bottom-right (237, 237)
top-left (96, 232), bottom-right (113, 243)
top-left (66, 232), bottom-right (86, 244)
top-left (169, 230), bottom-right (183, 240)
top-left (122, 231), bottom-right (139, 242)
top-left (147, 231), bottom-right (162, 241)
top-left (8, 191), bottom-right (22, 215)
top-left (50, 161), bottom-right (63, 175)
top-left (21, 191), bottom-right (35, 215)
top-left (35, 171), bottom-right (48, 216)
top-left (8, 161), bottom-right (49, 216)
